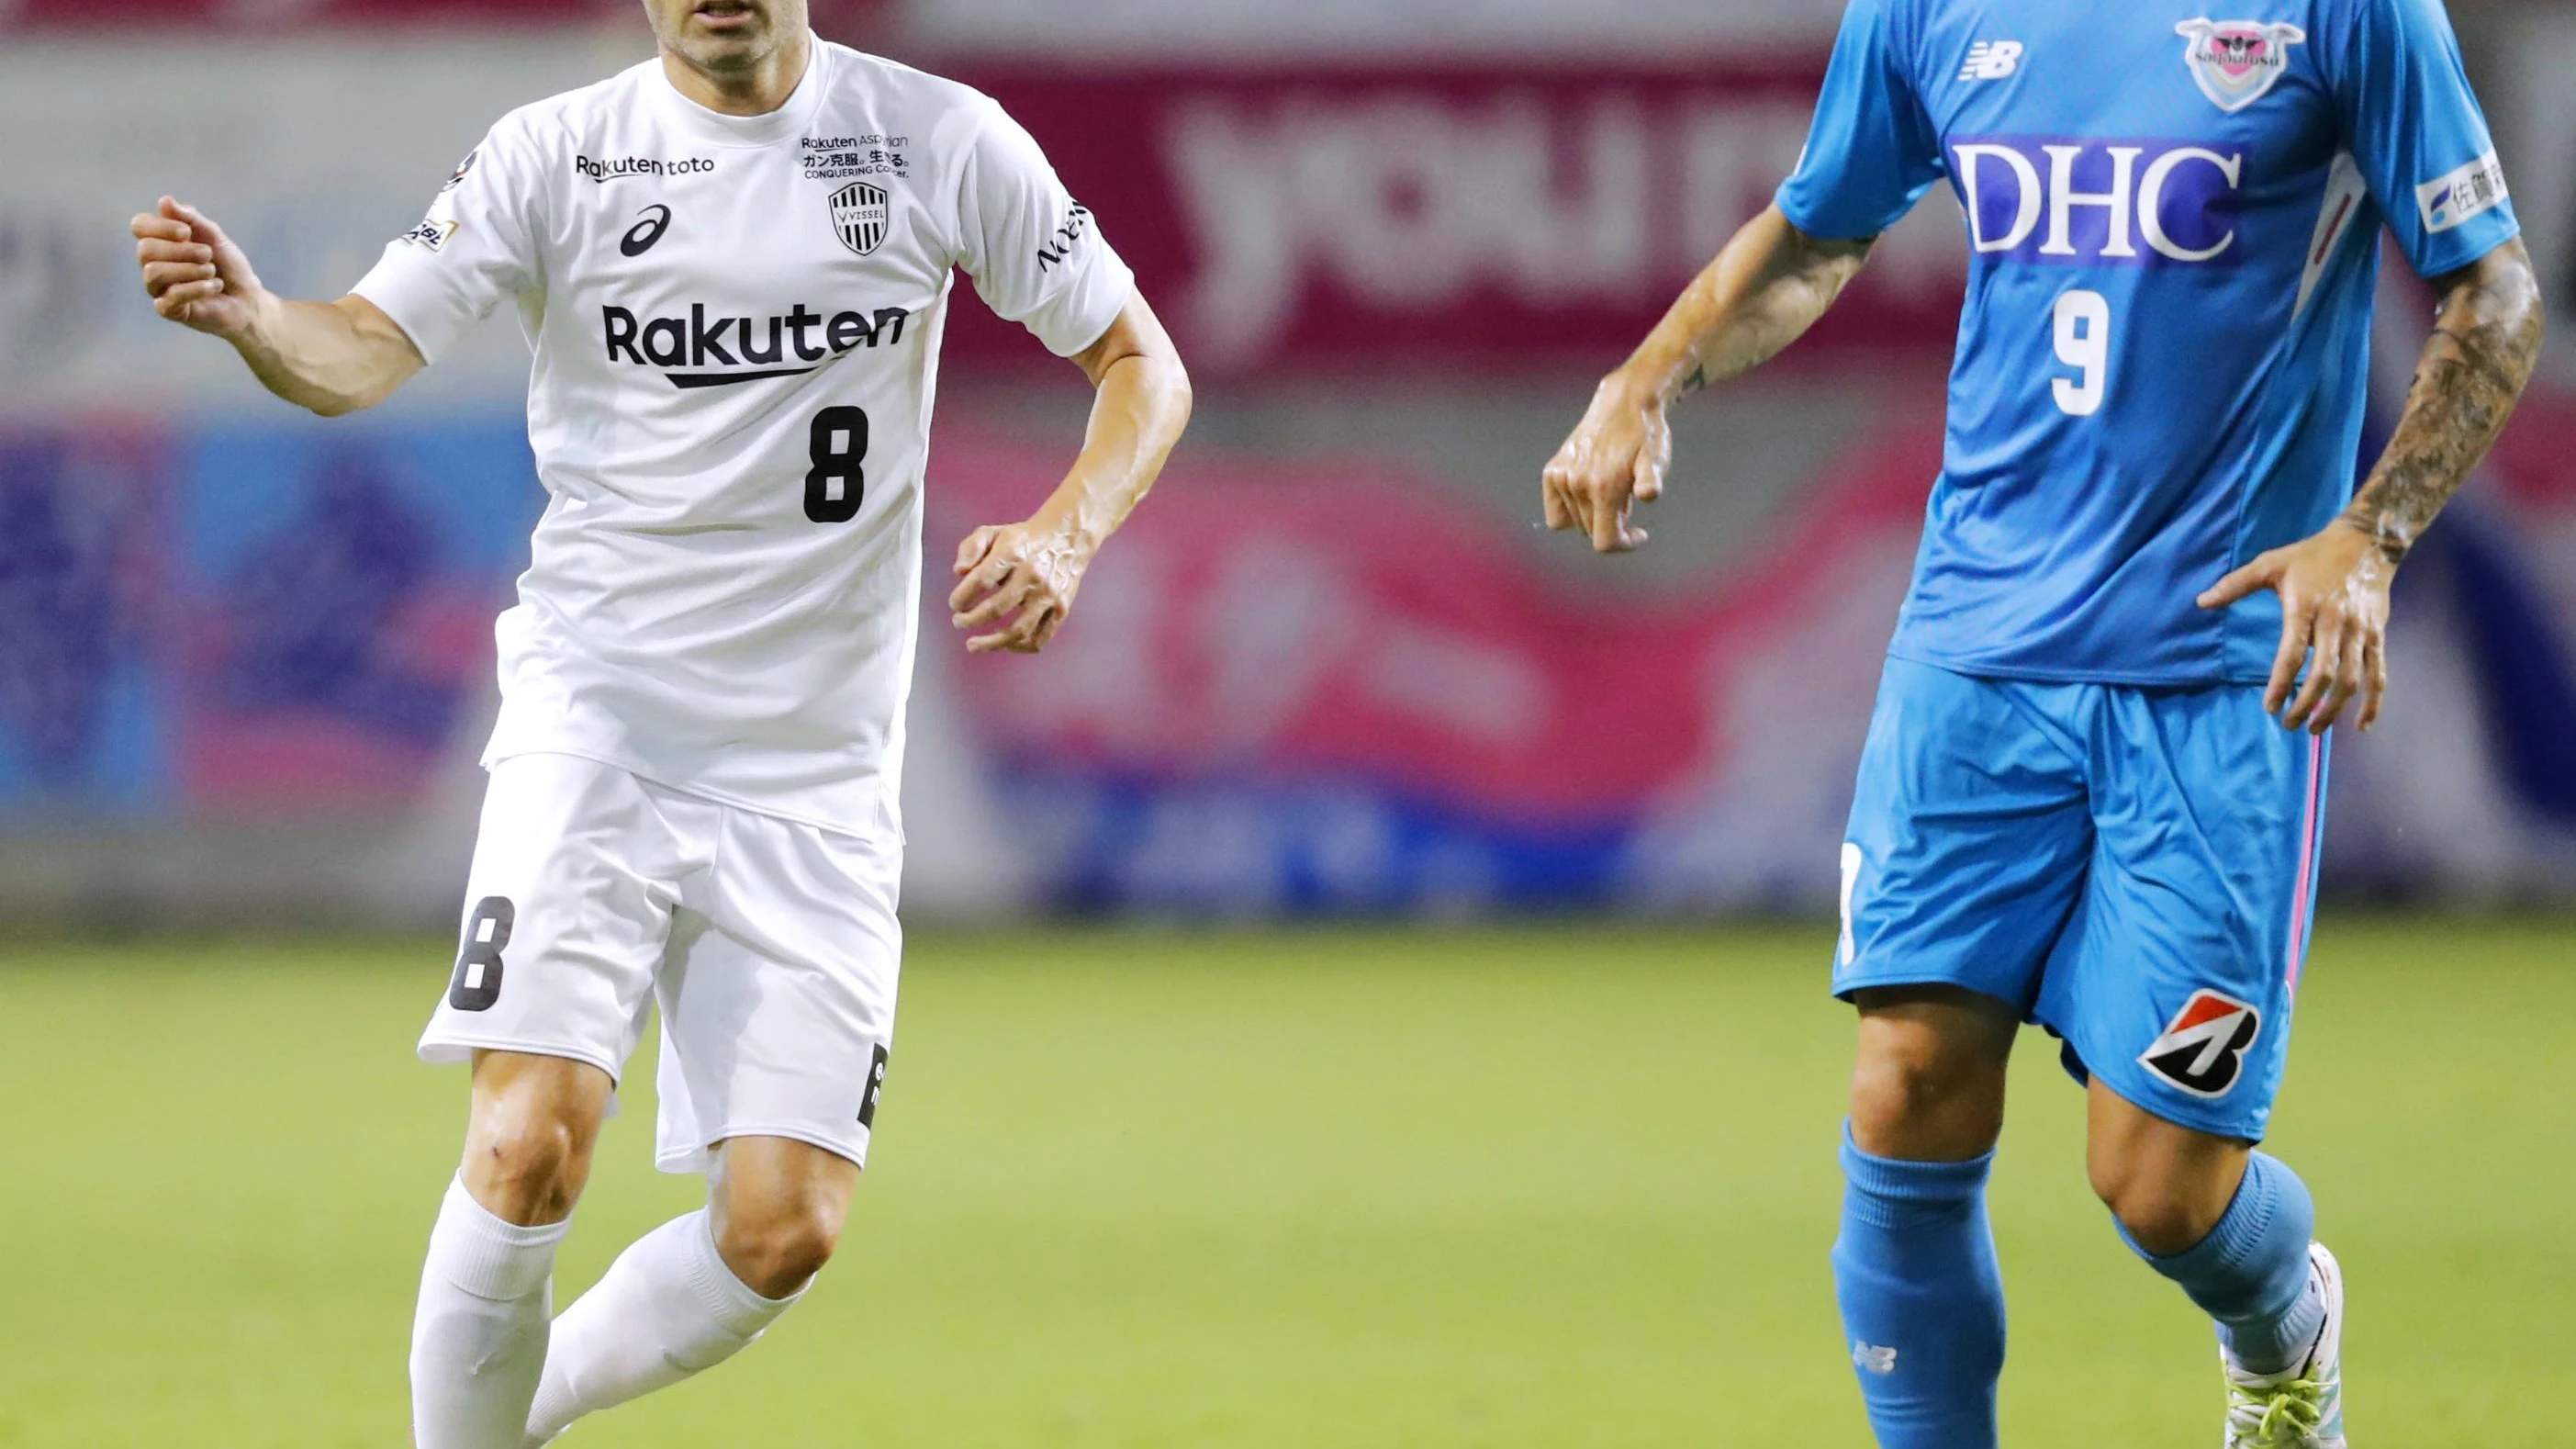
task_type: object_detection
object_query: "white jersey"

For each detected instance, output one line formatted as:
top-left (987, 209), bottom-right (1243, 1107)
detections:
top-left (353, 41), bottom-right (1133, 836)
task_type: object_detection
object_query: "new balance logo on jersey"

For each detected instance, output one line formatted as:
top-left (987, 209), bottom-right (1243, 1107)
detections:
top-left (602, 302), bottom-right (913, 388)
top-left (2139, 990), bottom-right (2261, 1097)
top-left (1959, 40), bottom-right (2023, 81)
top-left (2175, 19), bottom-right (2306, 112)
top-left (1853, 1342), bottom-right (1898, 1375)
top-left (1952, 137), bottom-right (2245, 265)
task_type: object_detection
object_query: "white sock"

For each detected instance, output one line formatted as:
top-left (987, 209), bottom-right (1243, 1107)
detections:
top-left (411, 1176), bottom-right (571, 1449)
top-left (522, 1209), bottom-right (800, 1445)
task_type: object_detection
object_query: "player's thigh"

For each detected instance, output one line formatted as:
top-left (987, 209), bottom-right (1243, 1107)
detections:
top-left (651, 804), bottom-right (900, 1176)
top-left (2040, 686), bottom-right (2327, 1142)
top-left (422, 752), bottom-right (703, 1084)
top-left (1836, 657), bottom-right (2095, 1014)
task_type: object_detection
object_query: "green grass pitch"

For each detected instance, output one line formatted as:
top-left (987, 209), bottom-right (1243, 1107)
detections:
top-left (1, 919), bottom-right (2568, 1447)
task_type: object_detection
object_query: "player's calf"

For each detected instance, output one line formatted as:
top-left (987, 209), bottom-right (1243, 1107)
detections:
top-left (522, 1138), bottom-right (857, 1446)
top-left (1834, 989), bottom-right (2018, 1449)
top-left (2091, 1084), bottom-right (2330, 1387)
top-left (414, 1053), bottom-right (610, 1448)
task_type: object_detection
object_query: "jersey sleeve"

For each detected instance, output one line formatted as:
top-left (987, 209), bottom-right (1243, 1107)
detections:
top-left (350, 118), bottom-right (547, 365)
top-left (2331, 0), bottom-right (2518, 278)
top-left (954, 101), bottom-right (1136, 357)
top-left (1775, 0), bottom-right (1946, 241)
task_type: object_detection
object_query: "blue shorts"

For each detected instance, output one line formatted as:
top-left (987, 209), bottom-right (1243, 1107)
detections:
top-left (1833, 657), bottom-right (2330, 1140)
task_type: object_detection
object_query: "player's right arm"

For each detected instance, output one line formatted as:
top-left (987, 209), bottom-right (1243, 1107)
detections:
top-left (1543, 208), bottom-right (1873, 553)
top-left (130, 197), bottom-right (423, 416)
top-left (1544, 0), bottom-right (1937, 554)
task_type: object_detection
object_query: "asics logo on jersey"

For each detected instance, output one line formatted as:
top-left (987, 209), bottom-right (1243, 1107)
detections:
top-left (620, 205), bottom-right (672, 257)
top-left (1959, 40), bottom-right (2023, 81)
top-left (602, 302), bottom-right (913, 388)
top-left (2138, 989), bottom-right (2261, 1097)
top-left (1952, 137), bottom-right (2244, 265)
top-left (2175, 19), bottom-right (2307, 112)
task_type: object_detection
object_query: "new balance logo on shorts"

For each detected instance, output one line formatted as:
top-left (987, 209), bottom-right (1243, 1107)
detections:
top-left (2138, 989), bottom-right (2261, 1097)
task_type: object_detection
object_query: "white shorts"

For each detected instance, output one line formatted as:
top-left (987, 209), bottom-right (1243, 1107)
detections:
top-left (420, 752), bottom-right (900, 1174)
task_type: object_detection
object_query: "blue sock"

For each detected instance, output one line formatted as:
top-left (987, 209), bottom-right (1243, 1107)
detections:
top-left (1833, 1126), bottom-right (2007, 1449)
top-left (2123, 1151), bottom-right (2324, 1375)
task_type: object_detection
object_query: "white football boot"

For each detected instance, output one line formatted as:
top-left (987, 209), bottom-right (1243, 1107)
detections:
top-left (2221, 1241), bottom-right (2346, 1449)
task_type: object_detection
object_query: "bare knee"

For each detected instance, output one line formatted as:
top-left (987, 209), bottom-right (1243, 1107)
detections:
top-left (1848, 987), bottom-right (2017, 1161)
top-left (709, 1137), bottom-right (860, 1299)
top-left (460, 1051), bottom-right (610, 1226)
top-left (712, 1198), bottom-right (843, 1299)
top-left (2086, 1079), bottom-right (2248, 1255)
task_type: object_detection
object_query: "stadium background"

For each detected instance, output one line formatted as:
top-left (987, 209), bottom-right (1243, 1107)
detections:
top-left (0, 3), bottom-right (2570, 1447)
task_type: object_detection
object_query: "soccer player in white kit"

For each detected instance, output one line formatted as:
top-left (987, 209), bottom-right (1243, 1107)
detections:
top-left (129, 2), bottom-right (1192, 1443)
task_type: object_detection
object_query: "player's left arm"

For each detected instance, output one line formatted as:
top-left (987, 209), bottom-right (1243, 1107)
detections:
top-left (947, 291), bottom-right (1193, 654)
top-left (2199, 237), bottom-right (2544, 734)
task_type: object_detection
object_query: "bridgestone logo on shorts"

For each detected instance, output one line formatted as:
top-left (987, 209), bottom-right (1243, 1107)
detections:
top-left (2138, 989), bottom-right (2261, 1097)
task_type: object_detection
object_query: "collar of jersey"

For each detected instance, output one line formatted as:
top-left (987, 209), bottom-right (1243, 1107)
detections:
top-left (648, 36), bottom-right (831, 149)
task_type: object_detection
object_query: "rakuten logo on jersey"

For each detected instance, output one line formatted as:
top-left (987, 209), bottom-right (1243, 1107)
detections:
top-left (1950, 136), bottom-right (2244, 265)
top-left (603, 302), bottom-right (911, 388)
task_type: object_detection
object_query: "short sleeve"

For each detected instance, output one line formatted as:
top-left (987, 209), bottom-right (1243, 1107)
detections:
top-left (2332, 0), bottom-right (2518, 278)
top-left (351, 119), bottom-right (546, 365)
top-left (955, 102), bottom-right (1135, 357)
top-left (1775, 0), bottom-right (1947, 241)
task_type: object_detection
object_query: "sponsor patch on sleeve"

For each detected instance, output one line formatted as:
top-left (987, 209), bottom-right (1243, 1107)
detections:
top-left (399, 218), bottom-right (460, 253)
top-left (2416, 150), bottom-right (2509, 234)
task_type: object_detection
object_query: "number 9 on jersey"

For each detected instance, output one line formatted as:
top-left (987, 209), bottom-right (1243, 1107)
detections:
top-left (2052, 289), bottom-right (2111, 417)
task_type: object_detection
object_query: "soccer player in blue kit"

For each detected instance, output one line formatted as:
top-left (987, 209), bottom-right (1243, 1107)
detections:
top-left (1545, 2), bottom-right (2539, 1445)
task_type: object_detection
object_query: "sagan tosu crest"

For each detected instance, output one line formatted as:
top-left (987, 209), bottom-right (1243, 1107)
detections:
top-left (2174, 18), bottom-right (2307, 112)
top-left (828, 181), bottom-right (889, 256)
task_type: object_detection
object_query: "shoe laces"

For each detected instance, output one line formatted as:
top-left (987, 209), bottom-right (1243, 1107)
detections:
top-left (2226, 1372), bottom-right (2326, 1448)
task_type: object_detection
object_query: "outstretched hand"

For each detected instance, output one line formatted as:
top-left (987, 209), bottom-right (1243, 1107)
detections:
top-left (2198, 521), bottom-right (2393, 734)
top-left (1541, 373), bottom-right (1671, 554)
top-left (950, 521), bottom-right (1090, 654)
top-left (130, 197), bottom-right (268, 339)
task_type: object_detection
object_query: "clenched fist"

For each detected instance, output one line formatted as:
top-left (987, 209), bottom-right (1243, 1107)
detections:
top-left (131, 197), bottom-right (269, 339)
top-left (949, 521), bottom-right (1092, 654)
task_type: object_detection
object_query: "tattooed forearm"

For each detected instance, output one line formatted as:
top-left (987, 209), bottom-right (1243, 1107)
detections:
top-left (2339, 237), bottom-right (2544, 565)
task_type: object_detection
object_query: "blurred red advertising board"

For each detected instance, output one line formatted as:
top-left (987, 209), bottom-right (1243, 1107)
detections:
top-left (944, 62), bottom-right (1969, 375)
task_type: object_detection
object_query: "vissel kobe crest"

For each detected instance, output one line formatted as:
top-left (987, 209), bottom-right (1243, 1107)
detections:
top-left (2174, 18), bottom-right (2307, 112)
top-left (829, 181), bottom-right (890, 256)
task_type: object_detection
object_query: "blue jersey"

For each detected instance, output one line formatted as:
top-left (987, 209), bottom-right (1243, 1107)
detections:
top-left (1778, 0), bottom-right (2518, 684)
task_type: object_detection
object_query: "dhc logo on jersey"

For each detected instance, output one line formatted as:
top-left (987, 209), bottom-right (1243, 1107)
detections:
top-left (1951, 136), bottom-right (2245, 266)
